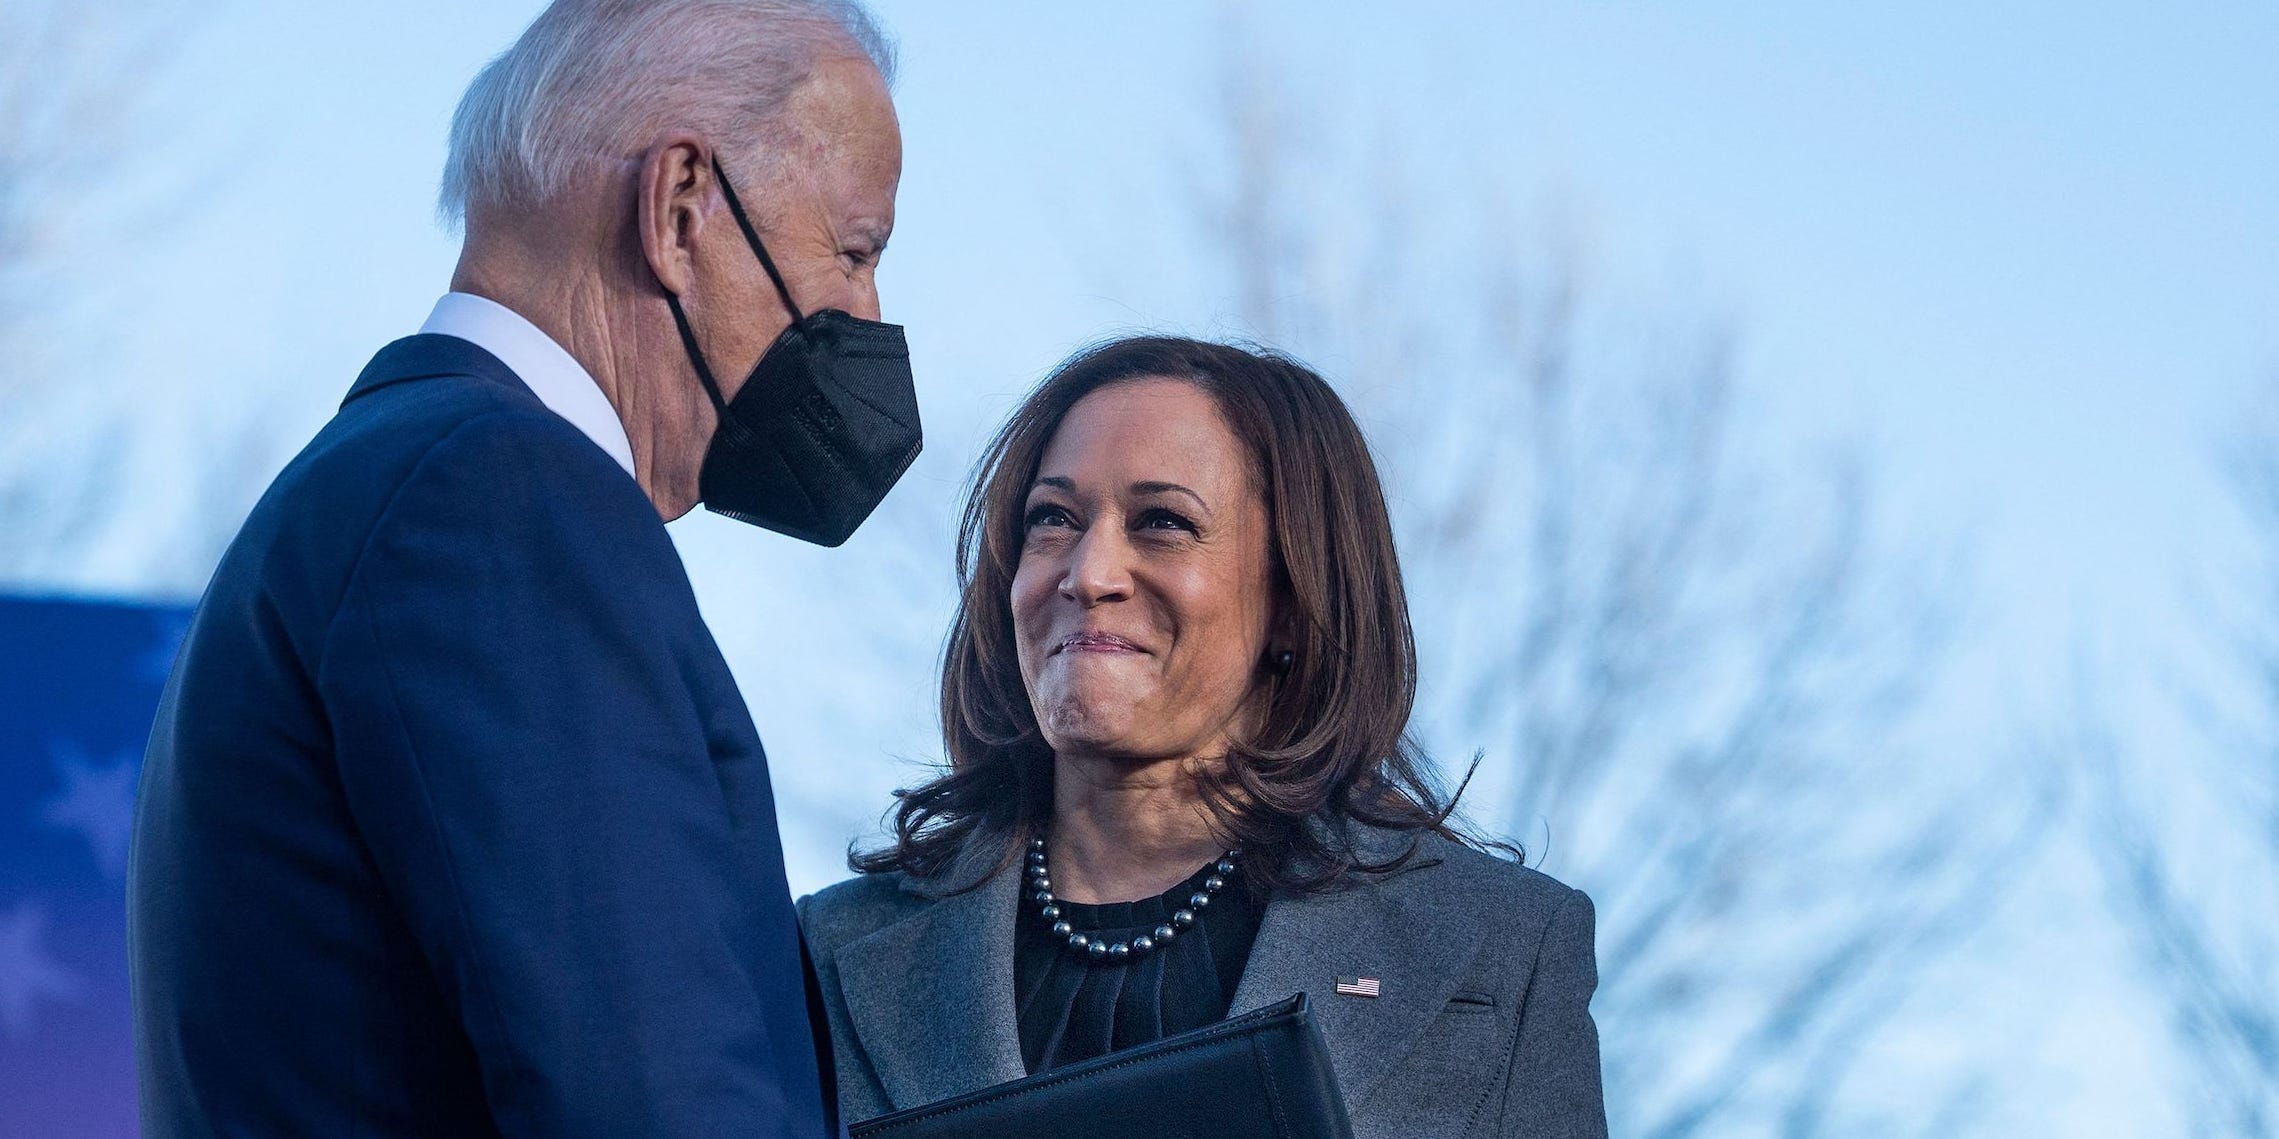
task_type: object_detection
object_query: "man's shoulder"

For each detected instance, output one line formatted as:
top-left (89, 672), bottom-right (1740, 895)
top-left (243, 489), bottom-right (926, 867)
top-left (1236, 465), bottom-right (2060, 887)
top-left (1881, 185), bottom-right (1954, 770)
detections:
top-left (207, 344), bottom-right (654, 634)
top-left (383, 396), bottom-right (628, 502)
top-left (798, 873), bottom-right (932, 956)
top-left (333, 393), bottom-right (672, 602)
top-left (315, 364), bottom-right (608, 494)
top-left (273, 349), bottom-right (644, 553)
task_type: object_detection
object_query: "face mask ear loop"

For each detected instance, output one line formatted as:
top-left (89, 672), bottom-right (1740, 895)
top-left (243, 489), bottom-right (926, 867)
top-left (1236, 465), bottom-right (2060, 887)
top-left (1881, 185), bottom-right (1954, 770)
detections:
top-left (665, 292), bottom-right (731, 415)
top-left (711, 155), bottom-right (806, 325)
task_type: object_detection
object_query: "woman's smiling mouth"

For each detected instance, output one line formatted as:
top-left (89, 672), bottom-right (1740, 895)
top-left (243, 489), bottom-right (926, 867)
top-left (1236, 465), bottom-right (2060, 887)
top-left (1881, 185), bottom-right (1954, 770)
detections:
top-left (1054, 632), bottom-right (1144, 655)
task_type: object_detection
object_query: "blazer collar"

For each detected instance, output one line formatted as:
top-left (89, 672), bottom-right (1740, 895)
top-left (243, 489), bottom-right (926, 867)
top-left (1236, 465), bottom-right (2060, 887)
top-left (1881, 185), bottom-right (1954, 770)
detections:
top-left (834, 828), bottom-right (1474, 1115)
top-left (341, 333), bottom-right (533, 408)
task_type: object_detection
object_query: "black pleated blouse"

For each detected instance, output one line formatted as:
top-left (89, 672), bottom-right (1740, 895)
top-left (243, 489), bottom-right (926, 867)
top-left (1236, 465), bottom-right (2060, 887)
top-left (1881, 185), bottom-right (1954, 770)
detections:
top-left (1013, 860), bottom-right (1262, 1074)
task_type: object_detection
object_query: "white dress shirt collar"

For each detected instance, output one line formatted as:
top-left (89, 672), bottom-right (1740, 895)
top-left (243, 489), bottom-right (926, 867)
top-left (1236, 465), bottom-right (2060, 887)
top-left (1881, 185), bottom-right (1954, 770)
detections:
top-left (417, 292), bottom-right (637, 479)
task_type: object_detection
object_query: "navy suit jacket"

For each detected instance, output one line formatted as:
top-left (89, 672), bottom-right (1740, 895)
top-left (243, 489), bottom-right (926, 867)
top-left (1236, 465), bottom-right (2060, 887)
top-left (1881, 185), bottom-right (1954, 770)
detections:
top-left (130, 335), bottom-right (828, 1137)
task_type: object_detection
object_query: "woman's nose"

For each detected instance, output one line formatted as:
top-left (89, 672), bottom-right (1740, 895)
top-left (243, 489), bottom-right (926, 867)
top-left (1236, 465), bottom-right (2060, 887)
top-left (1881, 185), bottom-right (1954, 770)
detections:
top-left (1058, 527), bottom-right (1133, 606)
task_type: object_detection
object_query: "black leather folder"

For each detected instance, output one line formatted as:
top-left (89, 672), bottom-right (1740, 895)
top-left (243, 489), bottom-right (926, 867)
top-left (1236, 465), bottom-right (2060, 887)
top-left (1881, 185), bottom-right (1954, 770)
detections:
top-left (847, 993), bottom-right (1353, 1139)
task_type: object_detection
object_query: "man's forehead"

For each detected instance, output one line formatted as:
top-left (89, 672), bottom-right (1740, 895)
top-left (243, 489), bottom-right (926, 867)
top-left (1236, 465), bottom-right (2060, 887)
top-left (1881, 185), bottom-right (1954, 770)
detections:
top-left (777, 57), bottom-right (900, 222)
top-left (782, 55), bottom-right (898, 147)
top-left (819, 149), bottom-right (898, 246)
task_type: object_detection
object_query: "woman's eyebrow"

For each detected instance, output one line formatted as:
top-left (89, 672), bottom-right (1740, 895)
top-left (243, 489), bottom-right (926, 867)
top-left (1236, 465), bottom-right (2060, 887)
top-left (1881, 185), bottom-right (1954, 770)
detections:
top-left (1031, 476), bottom-right (1076, 494)
top-left (1131, 481), bottom-right (1208, 511)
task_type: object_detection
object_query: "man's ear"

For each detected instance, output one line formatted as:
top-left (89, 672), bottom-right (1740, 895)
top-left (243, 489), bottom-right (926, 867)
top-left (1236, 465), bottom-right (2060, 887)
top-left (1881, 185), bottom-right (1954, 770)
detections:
top-left (638, 134), bottom-right (711, 297)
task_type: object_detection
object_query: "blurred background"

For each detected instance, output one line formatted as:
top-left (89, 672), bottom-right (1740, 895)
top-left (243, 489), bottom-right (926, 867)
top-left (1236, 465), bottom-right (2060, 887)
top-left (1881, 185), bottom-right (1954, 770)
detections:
top-left (2, 1), bottom-right (2275, 1135)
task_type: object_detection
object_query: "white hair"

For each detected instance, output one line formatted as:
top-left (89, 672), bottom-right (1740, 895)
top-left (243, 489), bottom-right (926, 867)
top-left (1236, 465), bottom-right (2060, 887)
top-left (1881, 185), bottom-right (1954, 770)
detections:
top-left (438, 0), bottom-right (896, 231)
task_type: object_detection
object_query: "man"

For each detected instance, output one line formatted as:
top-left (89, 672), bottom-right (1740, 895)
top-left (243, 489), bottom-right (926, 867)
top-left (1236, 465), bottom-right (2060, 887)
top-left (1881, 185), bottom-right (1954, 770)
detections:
top-left (128, 2), bottom-right (912, 1135)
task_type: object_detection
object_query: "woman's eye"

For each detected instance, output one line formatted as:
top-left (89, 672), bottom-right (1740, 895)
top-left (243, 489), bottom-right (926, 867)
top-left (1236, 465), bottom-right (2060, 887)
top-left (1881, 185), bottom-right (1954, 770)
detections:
top-left (1024, 504), bottom-right (1075, 529)
top-left (1137, 508), bottom-right (1196, 534)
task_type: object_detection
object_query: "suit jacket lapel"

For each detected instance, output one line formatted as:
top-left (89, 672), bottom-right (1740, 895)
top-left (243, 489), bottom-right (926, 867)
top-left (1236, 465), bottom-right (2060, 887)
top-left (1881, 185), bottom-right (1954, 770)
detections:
top-left (835, 866), bottom-right (1028, 1112)
top-left (1229, 839), bottom-right (1468, 1112)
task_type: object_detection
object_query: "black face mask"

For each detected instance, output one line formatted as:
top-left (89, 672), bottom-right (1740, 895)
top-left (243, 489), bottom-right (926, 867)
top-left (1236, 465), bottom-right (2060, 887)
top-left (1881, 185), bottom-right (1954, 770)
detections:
top-left (663, 156), bottom-right (921, 547)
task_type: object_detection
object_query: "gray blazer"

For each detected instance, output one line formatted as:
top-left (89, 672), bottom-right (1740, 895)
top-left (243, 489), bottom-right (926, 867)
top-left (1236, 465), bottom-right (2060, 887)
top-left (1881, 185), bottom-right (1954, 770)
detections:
top-left (798, 830), bottom-right (1607, 1139)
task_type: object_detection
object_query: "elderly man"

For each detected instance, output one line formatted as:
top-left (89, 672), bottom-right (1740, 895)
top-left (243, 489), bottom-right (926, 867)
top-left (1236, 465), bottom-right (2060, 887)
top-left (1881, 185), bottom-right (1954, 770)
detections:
top-left (128, 2), bottom-right (911, 1135)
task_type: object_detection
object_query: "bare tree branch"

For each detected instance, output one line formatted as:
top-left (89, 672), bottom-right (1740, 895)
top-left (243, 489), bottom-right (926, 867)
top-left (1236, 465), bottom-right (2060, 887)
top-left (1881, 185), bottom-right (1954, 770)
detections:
top-left (2082, 400), bottom-right (2279, 1135)
top-left (1192, 35), bottom-right (2025, 1137)
top-left (0, 0), bottom-right (213, 587)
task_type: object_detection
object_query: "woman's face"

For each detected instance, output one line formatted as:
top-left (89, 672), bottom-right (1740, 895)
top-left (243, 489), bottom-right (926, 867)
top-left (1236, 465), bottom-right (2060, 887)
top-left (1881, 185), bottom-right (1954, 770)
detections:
top-left (1012, 378), bottom-right (1279, 768)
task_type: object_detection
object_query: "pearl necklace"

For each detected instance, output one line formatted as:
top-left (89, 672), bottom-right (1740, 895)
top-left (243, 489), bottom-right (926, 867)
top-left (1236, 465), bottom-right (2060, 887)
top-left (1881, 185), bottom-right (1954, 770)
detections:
top-left (1027, 837), bottom-right (1240, 964)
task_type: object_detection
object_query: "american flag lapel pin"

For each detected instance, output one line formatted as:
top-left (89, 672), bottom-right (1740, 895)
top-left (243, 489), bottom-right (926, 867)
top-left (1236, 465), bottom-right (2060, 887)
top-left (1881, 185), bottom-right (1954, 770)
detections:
top-left (1334, 976), bottom-right (1381, 998)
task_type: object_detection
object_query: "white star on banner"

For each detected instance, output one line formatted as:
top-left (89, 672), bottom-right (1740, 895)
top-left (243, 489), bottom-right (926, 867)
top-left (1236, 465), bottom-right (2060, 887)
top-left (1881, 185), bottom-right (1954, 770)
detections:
top-left (0, 902), bottom-right (82, 1042)
top-left (43, 744), bottom-right (141, 880)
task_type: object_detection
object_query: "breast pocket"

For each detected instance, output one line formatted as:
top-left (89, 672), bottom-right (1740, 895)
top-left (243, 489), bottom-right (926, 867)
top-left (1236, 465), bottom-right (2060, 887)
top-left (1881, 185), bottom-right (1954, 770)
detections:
top-left (1355, 993), bottom-right (1517, 1138)
top-left (1445, 991), bottom-right (1497, 1014)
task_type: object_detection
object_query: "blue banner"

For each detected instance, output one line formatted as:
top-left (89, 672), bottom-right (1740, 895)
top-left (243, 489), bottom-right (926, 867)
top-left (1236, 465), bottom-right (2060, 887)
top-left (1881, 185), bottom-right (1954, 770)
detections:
top-left (1, 594), bottom-right (189, 1139)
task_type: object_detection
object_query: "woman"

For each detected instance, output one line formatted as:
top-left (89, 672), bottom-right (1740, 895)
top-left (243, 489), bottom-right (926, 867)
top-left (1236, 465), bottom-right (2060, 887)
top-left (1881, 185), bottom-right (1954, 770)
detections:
top-left (799, 337), bottom-right (1605, 1138)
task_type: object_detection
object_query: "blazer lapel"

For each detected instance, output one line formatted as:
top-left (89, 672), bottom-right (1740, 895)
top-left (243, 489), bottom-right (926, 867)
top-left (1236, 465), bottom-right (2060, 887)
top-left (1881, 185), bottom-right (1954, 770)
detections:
top-left (834, 866), bottom-right (1028, 1112)
top-left (1229, 840), bottom-right (1468, 1112)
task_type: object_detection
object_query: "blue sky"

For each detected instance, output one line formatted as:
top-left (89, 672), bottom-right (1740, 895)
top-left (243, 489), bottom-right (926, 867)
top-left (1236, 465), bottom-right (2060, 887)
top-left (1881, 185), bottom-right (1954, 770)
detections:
top-left (20, 1), bottom-right (2279, 1133)
top-left (88, 0), bottom-right (2279, 676)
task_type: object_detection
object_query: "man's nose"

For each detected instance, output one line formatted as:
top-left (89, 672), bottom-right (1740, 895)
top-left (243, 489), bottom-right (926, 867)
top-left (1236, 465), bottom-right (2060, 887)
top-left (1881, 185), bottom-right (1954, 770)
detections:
top-left (1058, 526), bottom-right (1132, 606)
top-left (835, 274), bottom-right (882, 322)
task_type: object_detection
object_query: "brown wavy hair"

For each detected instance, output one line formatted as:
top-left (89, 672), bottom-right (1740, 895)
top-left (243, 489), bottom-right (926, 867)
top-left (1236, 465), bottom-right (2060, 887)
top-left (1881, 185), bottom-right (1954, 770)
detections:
top-left (851, 336), bottom-right (1499, 894)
